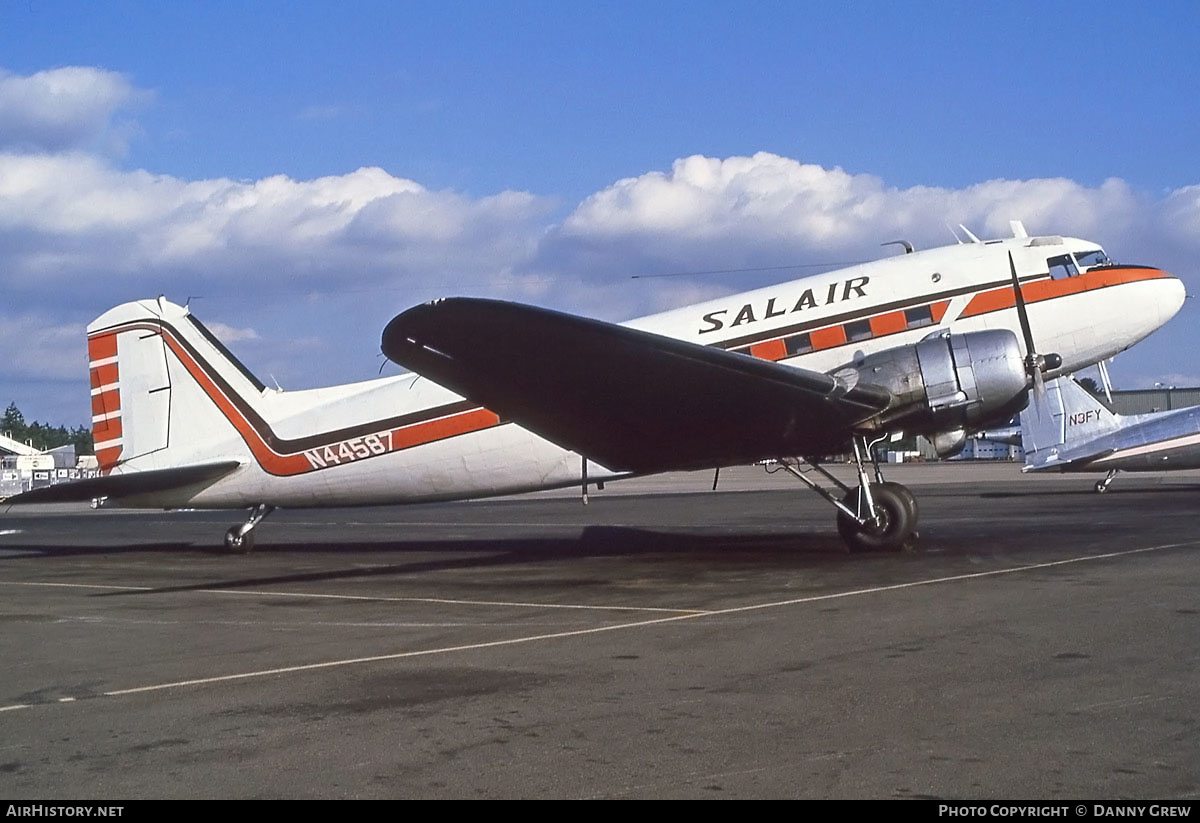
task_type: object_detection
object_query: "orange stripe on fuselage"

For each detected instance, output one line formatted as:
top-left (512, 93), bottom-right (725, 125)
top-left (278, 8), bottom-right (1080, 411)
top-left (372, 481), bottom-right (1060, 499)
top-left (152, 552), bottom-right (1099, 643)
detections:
top-left (390, 408), bottom-right (502, 450)
top-left (869, 311), bottom-right (906, 337)
top-left (739, 298), bottom-right (956, 362)
top-left (962, 267), bottom-right (1167, 319)
top-left (749, 339), bottom-right (787, 361)
top-left (809, 326), bottom-right (847, 351)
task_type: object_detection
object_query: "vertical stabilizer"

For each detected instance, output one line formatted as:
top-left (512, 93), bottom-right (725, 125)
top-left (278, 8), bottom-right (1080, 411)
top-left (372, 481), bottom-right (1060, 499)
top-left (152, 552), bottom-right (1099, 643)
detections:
top-left (1021, 375), bottom-right (1121, 471)
top-left (87, 298), bottom-right (262, 475)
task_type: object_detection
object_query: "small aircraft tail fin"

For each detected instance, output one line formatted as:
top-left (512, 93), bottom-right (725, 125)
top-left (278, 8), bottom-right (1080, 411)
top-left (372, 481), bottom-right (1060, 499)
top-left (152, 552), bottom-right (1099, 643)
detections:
top-left (1021, 375), bottom-right (1121, 471)
top-left (87, 297), bottom-right (262, 477)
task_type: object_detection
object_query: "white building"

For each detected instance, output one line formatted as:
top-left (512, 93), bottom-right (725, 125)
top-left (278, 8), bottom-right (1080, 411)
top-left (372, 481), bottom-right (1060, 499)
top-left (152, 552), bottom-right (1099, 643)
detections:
top-left (0, 433), bottom-right (90, 498)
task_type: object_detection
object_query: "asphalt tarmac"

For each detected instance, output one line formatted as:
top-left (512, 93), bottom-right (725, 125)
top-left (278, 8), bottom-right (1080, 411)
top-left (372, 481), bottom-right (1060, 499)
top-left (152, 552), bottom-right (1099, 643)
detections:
top-left (1, 462), bottom-right (1198, 799)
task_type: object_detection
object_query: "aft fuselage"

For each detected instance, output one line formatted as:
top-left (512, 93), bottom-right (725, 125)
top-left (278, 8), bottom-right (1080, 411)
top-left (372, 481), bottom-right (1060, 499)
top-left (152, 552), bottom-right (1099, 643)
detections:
top-left (1053, 405), bottom-right (1200, 473)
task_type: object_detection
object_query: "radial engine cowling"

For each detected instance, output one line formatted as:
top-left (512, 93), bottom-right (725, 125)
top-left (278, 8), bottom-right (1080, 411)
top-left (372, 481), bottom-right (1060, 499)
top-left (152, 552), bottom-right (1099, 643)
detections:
top-left (844, 329), bottom-right (1029, 453)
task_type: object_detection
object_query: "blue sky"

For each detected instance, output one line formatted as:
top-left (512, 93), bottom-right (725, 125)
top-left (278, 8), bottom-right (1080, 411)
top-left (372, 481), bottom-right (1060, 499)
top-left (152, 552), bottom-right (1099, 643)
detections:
top-left (2, 1), bottom-right (1199, 424)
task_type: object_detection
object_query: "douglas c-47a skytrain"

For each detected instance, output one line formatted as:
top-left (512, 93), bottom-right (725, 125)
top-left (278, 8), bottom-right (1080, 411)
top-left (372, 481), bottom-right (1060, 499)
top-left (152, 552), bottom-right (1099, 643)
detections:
top-left (9, 223), bottom-right (1186, 553)
top-left (1022, 373), bottom-right (1200, 493)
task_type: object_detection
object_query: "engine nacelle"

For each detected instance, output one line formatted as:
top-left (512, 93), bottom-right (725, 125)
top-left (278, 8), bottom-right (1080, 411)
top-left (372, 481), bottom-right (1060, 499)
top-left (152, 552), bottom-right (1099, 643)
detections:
top-left (839, 329), bottom-right (1029, 452)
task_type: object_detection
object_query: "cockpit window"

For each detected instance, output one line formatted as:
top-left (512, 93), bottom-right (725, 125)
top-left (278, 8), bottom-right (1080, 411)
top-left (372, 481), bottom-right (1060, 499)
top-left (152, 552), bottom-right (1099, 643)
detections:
top-left (1047, 254), bottom-right (1079, 280)
top-left (1074, 249), bottom-right (1112, 269)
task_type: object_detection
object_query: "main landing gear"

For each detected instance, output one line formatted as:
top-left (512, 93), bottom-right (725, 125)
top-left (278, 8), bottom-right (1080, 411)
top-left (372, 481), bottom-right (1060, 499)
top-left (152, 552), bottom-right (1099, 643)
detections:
top-left (769, 436), bottom-right (919, 553)
top-left (223, 503), bottom-right (275, 553)
top-left (1094, 469), bottom-right (1119, 494)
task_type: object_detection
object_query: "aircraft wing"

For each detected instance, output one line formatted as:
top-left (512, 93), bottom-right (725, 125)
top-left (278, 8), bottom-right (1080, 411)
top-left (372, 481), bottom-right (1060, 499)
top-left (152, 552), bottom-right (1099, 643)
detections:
top-left (382, 298), bottom-right (892, 473)
top-left (4, 461), bottom-right (241, 504)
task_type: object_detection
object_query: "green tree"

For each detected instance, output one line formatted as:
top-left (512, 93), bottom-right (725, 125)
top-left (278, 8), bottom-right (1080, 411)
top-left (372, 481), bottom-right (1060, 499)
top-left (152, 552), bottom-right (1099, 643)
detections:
top-left (2, 402), bottom-right (25, 436)
top-left (1, 403), bottom-right (92, 453)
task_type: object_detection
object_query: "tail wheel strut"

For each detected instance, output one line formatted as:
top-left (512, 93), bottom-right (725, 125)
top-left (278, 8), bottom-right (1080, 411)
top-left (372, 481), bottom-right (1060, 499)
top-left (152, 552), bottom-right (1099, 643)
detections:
top-left (224, 503), bottom-right (275, 554)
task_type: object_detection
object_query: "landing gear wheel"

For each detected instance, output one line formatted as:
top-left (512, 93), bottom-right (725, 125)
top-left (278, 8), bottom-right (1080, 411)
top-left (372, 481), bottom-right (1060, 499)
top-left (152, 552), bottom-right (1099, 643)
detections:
top-left (836, 484), bottom-right (917, 553)
top-left (1094, 480), bottom-right (1109, 494)
top-left (223, 526), bottom-right (254, 554)
top-left (877, 481), bottom-right (918, 524)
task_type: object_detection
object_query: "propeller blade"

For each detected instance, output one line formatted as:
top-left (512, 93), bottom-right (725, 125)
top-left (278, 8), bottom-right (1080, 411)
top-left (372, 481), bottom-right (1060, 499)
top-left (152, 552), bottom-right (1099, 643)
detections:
top-left (1008, 251), bottom-right (1038, 361)
top-left (1007, 250), bottom-right (1065, 392)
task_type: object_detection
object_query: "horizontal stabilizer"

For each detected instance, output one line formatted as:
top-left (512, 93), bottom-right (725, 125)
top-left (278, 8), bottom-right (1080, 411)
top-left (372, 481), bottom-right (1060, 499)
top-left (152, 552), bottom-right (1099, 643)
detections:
top-left (383, 298), bottom-right (892, 472)
top-left (1021, 447), bottom-right (1116, 473)
top-left (4, 461), bottom-right (241, 504)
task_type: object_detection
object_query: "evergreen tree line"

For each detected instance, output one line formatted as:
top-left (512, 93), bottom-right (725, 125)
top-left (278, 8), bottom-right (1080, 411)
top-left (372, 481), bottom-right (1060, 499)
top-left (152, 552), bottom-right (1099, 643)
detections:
top-left (1, 403), bottom-right (93, 454)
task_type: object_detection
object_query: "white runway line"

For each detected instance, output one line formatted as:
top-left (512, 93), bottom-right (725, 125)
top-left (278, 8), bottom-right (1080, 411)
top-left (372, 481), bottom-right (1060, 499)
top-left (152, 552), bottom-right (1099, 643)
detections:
top-left (207, 589), bottom-right (707, 614)
top-left (0, 579), bottom-right (704, 614)
top-left (1, 581), bottom-right (148, 592)
top-left (1, 539), bottom-right (1194, 713)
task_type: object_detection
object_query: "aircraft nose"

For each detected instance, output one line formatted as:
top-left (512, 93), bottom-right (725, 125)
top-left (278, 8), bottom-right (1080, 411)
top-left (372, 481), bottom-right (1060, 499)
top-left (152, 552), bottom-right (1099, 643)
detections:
top-left (1093, 266), bottom-right (1186, 360)
top-left (1156, 270), bottom-right (1187, 325)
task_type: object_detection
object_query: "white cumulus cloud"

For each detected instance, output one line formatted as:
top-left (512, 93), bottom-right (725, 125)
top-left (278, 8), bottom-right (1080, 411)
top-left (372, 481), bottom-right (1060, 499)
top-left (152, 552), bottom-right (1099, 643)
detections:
top-left (0, 154), bottom-right (556, 308)
top-left (536, 153), bottom-right (1173, 284)
top-left (2, 138), bottom-right (1199, 424)
top-left (202, 321), bottom-right (260, 344)
top-left (0, 66), bottom-right (148, 154)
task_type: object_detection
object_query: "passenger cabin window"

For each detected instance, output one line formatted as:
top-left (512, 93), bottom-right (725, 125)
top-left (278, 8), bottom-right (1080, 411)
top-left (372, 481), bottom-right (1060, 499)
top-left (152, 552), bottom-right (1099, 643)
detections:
top-left (784, 332), bottom-right (813, 356)
top-left (1047, 254), bottom-right (1079, 280)
top-left (904, 305), bottom-right (934, 329)
top-left (844, 319), bottom-right (872, 343)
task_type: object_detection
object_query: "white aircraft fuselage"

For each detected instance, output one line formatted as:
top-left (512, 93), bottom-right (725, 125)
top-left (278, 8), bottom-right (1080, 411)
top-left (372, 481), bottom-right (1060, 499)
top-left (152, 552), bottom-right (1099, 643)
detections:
top-left (85, 231), bottom-right (1184, 512)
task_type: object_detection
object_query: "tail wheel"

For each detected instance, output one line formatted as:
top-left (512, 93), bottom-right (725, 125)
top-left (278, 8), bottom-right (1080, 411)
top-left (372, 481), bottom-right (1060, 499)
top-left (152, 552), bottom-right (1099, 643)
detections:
top-left (223, 526), bottom-right (254, 554)
top-left (836, 484), bottom-right (917, 553)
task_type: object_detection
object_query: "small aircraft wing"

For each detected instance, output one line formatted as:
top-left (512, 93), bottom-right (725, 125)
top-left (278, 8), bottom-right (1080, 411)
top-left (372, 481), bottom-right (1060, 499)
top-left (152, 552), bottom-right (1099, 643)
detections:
top-left (382, 298), bottom-right (892, 473)
top-left (4, 461), bottom-right (241, 504)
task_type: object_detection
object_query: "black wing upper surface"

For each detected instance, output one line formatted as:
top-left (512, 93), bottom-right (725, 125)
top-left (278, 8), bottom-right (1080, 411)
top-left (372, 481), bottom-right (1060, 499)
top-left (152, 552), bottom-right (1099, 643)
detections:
top-left (382, 298), bottom-right (891, 473)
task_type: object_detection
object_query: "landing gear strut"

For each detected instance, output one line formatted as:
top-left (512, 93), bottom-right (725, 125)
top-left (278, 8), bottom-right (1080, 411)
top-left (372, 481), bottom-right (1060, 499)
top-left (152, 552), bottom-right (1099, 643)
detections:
top-left (223, 503), bottom-right (275, 553)
top-left (771, 436), bottom-right (919, 553)
top-left (1094, 470), bottom-right (1119, 494)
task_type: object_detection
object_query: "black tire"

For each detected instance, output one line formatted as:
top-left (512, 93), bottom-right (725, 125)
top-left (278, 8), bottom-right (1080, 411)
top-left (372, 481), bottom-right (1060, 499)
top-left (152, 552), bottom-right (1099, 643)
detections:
top-left (1094, 480), bottom-right (1109, 494)
top-left (877, 481), bottom-right (918, 524)
top-left (836, 484), bottom-right (916, 553)
top-left (224, 526), bottom-right (254, 554)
